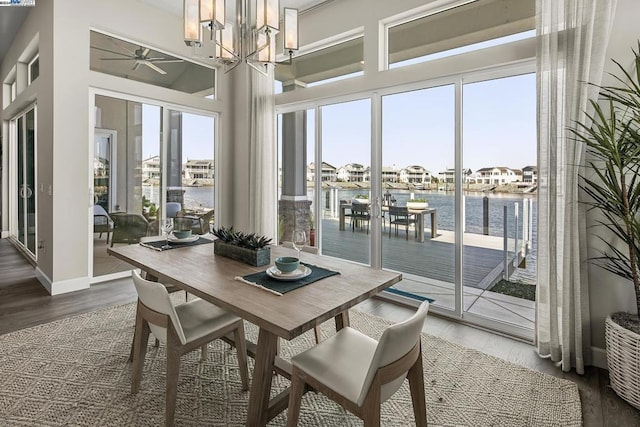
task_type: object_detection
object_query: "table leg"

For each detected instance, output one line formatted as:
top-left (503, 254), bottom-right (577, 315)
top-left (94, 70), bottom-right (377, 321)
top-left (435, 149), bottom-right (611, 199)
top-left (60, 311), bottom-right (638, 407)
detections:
top-left (335, 310), bottom-right (350, 330)
top-left (246, 328), bottom-right (279, 427)
top-left (416, 213), bottom-right (425, 243)
top-left (431, 211), bottom-right (437, 238)
top-left (339, 206), bottom-right (346, 231)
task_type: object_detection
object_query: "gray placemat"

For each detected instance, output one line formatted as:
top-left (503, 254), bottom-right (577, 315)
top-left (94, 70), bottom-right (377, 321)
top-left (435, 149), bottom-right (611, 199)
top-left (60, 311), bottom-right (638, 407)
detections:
top-left (236, 263), bottom-right (340, 295)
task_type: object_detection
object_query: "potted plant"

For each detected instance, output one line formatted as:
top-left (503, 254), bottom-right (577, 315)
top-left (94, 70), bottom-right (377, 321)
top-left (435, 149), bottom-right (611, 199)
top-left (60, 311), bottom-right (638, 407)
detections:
top-left (352, 194), bottom-right (370, 204)
top-left (211, 226), bottom-right (272, 267)
top-left (407, 198), bottom-right (429, 210)
top-left (573, 43), bottom-right (640, 409)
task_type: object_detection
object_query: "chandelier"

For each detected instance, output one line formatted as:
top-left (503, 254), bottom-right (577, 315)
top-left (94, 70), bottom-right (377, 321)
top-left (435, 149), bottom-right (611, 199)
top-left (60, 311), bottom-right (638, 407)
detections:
top-left (183, 0), bottom-right (299, 74)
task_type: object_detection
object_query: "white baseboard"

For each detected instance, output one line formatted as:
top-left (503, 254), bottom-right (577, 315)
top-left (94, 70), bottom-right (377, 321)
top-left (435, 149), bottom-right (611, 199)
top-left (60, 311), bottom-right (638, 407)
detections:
top-left (1, 231), bottom-right (9, 238)
top-left (591, 346), bottom-right (608, 370)
top-left (35, 268), bottom-right (90, 295)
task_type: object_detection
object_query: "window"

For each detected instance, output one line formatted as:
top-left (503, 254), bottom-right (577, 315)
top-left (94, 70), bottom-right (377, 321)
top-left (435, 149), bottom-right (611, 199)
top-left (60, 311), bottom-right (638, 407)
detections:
top-left (275, 35), bottom-right (364, 94)
top-left (386, 0), bottom-right (534, 69)
top-left (90, 31), bottom-right (216, 98)
top-left (28, 55), bottom-right (39, 84)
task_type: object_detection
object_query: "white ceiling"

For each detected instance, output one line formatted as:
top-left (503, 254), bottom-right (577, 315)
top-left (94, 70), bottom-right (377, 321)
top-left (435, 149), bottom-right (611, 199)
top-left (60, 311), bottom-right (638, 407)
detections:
top-left (137, 0), bottom-right (332, 17)
top-left (0, 6), bottom-right (29, 63)
top-left (0, 1), bottom-right (332, 64)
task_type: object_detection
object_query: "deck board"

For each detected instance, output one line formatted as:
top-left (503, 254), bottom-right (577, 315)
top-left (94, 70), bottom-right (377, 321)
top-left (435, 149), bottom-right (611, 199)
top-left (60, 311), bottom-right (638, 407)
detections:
top-left (319, 218), bottom-right (503, 289)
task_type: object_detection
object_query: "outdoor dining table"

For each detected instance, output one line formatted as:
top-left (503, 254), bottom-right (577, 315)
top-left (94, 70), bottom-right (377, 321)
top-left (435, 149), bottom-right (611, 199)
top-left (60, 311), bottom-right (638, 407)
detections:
top-left (339, 201), bottom-right (438, 242)
top-left (107, 241), bottom-right (402, 426)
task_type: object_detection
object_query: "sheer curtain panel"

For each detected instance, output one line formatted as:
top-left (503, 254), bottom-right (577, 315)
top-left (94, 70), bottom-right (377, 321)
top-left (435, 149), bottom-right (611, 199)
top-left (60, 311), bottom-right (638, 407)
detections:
top-left (536, 0), bottom-right (616, 373)
top-left (248, 66), bottom-right (277, 240)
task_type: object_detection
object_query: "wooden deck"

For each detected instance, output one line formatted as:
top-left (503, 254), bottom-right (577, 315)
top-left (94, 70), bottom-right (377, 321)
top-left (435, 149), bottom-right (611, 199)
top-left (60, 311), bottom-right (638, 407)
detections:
top-left (319, 218), bottom-right (504, 289)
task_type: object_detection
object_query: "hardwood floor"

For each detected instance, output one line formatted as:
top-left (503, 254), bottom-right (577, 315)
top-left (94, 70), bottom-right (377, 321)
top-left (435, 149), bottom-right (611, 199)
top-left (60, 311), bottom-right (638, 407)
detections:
top-left (1, 238), bottom-right (639, 426)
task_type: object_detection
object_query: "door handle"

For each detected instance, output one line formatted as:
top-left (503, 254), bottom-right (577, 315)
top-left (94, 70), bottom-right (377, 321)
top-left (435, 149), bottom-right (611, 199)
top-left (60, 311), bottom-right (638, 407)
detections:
top-left (372, 197), bottom-right (381, 219)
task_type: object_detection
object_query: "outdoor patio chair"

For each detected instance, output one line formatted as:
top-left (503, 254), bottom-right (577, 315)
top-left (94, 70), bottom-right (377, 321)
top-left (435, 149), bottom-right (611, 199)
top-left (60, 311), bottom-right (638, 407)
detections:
top-left (109, 213), bottom-right (149, 247)
top-left (389, 206), bottom-right (416, 240)
top-left (286, 301), bottom-right (429, 427)
top-left (130, 271), bottom-right (249, 427)
top-left (93, 204), bottom-right (112, 244)
top-left (350, 203), bottom-right (371, 234)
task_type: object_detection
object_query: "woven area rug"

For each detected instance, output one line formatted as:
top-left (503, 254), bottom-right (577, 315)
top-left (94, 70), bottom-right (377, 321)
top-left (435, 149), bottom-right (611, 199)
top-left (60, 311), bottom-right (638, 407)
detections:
top-left (0, 298), bottom-right (582, 426)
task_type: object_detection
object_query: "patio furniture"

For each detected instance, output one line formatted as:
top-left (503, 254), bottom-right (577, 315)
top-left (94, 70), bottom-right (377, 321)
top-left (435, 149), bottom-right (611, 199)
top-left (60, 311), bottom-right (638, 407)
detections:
top-left (190, 209), bottom-right (214, 234)
top-left (350, 203), bottom-right (371, 234)
top-left (93, 204), bottom-right (112, 244)
top-left (381, 193), bottom-right (396, 232)
top-left (130, 271), bottom-right (249, 427)
top-left (109, 213), bottom-right (149, 247)
top-left (389, 206), bottom-right (416, 240)
top-left (339, 200), bottom-right (353, 231)
top-left (286, 301), bottom-right (429, 427)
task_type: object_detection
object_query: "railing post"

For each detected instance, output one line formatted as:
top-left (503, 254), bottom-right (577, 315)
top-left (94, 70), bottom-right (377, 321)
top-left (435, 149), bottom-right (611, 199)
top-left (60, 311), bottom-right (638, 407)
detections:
top-left (514, 202), bottom-right (519, 267)
top-left (503, 206), bottom-right (509, 280)
top-left (528, 198), bottom-right (533, 250)
top-left (522, 199), bottom-right (529, 255)
top-left (483, 196), bottom-right (489, 235)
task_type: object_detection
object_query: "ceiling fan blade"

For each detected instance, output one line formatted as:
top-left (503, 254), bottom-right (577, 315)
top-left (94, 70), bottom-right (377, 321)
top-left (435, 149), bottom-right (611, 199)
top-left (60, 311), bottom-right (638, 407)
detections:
top-left (141, 48), bottom-right (151, 58)
top-left (143, 61), bottom-right (167, 75)
top-left (150, 59), bottom-right (184, 64)
top-left (101, 57), bottom-right (136, 61)
top-left (91, 46), bottom-right (131, 58)
top-left (133, 60), bottom-right (142, 71)
top-left (105, 37), bottom-right (137, 56)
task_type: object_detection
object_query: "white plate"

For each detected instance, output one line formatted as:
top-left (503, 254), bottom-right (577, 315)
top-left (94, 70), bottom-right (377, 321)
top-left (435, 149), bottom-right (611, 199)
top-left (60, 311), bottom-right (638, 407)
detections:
top-left (266, 265), bottom-right (312, 281)
top-left (168, 234), bottom-right (199, 243)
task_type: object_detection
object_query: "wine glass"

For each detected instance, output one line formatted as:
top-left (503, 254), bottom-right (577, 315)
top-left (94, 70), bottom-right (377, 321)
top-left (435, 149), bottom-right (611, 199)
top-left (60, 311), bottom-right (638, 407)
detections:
top-left (291, 229), bottom-right (306, 261)
top-left (161, 218), bottom-right (174, 250)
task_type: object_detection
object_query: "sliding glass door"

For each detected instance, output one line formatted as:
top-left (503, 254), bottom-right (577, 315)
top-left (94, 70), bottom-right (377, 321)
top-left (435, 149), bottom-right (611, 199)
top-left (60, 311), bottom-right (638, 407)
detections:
top-left (319, 99), bottom-right (372, 265)
top-left (91, 94), bottom-right (215, 280)
top-left (381, 85), bottom-right (456, 309)
top-left (276, 71), bottom-right (537, 338)
top-left (11, 106), bottom-right (37, 257)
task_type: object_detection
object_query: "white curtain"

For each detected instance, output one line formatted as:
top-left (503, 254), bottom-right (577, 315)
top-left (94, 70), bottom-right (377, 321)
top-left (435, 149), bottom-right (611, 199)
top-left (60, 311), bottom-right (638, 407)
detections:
top-left (536, 0), bottom-right (616, 374)
top-left (248, 65), bottom-right (277, 240)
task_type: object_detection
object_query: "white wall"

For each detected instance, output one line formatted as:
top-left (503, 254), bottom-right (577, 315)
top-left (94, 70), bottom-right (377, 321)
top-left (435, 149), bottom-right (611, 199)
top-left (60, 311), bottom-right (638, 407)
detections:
top-left (587, 0), bottom-right (640, 351)
top-left (2, 0), bottom-right (228, 294)
top-left (1, 0), bottom-right (54, 277)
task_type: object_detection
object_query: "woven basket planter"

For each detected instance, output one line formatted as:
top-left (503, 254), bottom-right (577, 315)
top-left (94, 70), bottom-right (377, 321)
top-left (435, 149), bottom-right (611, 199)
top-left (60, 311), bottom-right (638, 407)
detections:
top-left (213, 240), bottom-right (271, 267)
top-left (605, 316), bottom-right (640, 410)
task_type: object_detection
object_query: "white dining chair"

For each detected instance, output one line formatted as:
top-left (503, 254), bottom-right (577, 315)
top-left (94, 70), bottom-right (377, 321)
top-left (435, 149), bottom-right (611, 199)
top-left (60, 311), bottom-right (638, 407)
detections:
top-left (286, 301), bottom-right (429, 427)
top-left (130, 271), bottom-right (249, 427)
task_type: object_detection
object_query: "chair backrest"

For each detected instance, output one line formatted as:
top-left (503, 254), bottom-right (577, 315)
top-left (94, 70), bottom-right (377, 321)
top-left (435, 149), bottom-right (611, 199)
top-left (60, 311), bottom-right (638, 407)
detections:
top-left (131, 271), bottom-right (188, 345)
top-left (352, 204), bottom-right (369, 215)
top-left (166, 202), bottom-right (182, 218)
top-left (357, 301), bottom-right (429, 405)
top-left (389, 206), bottom-right (407, 217)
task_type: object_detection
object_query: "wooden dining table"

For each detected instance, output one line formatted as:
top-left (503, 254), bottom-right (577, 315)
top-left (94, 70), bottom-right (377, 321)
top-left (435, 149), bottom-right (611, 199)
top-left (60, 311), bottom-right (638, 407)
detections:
top-left (108, 240), bottom-right (402, 426)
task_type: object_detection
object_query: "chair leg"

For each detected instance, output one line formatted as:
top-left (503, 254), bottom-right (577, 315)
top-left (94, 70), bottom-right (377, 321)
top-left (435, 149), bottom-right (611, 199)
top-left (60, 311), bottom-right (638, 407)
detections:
top-left (362, 388), bottom-right (381, 427)
top-left (165, 341), bottom-right (181, 427)
top-left (286, 369), bottom-right (306, 427)
top-left (131, 310), bottom-right (150, 394)
top-left (234, 324), bottom-right (250, 391)
top-left (408, 347), bottom-right (428, 426)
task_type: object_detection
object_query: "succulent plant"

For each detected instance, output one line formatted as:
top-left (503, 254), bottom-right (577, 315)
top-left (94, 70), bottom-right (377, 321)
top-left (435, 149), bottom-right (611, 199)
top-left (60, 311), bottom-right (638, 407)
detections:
top-left (211, 226), bottom-right (272, 249)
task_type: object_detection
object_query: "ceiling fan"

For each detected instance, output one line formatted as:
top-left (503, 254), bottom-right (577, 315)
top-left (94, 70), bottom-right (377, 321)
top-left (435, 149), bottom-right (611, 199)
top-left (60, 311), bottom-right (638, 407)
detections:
top-left (93, 45), bottom-right (183, 75)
